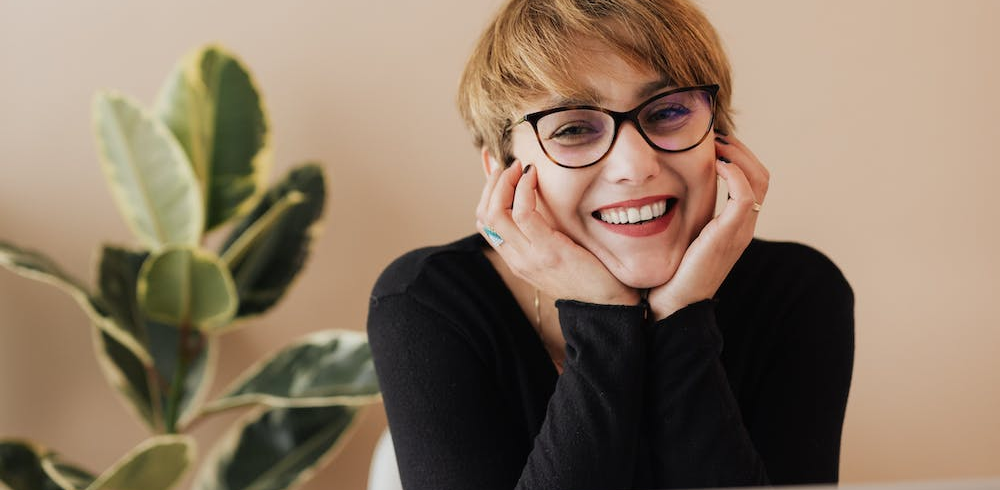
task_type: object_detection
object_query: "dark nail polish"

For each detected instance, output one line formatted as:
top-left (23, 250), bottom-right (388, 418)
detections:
top-left (522, 164), bottom-right (533, 174)
top-left (718, 156), bottom-right (731, 164)
top-left (715, 136), bottom-right (729, 145)
top-left (715, 128), bottom-right (729, 136)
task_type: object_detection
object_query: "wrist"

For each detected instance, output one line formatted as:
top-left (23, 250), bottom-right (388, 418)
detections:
top-left (602, 288), bottom-right (641, 307)
top-left (650, 294), bottom-right (706, 321)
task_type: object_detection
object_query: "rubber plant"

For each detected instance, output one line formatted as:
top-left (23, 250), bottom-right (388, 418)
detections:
top-left (0, 44), bottom-right (380, 490)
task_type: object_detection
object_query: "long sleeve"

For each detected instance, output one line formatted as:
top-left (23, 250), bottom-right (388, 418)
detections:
top-left (368, 291), bottom-right (647, 490)
top-left (637, 240), bottom-right (854, 488)
top-left (735, 245), bottom-right (854, 484)
top-left (637, 301), bottom-right (769, 488)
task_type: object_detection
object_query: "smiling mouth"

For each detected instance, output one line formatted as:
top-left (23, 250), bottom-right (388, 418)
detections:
top-left (593, 198), bottom-right (678, 225)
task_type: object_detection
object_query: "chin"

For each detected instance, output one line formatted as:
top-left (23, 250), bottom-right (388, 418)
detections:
top-left (608, 254), bottom-right (681, 290)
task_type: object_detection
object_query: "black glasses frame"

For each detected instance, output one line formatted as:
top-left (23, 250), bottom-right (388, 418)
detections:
top-left (510, 84), bottom-right (720, 169)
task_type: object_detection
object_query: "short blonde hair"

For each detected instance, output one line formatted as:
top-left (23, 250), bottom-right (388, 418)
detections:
top-left (457, 0), bottom-right (734, 166)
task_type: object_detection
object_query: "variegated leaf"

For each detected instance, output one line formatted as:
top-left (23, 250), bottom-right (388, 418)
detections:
top-left (137, 246), bottom-right (237, 332)
top-left (93, 92), bottom-right (203, 249)
top-left (0, 241), bottom-right (150, 365)
top-left (84, 436), bottom-right (194, 490)
top-left (0, 440), bottom-right (93, 490)
top-left (155, 44), bottom-right (271, 231)
top-left (194, 406), bottom-right (357, 490)
top-left (93, 246), bottom-right (218, 432)
top-left (219, 164), bottom-right (325, 320)
top-left (203, 330), bottom-right (379, 413)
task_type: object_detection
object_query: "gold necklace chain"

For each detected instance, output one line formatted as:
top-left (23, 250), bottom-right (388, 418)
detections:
top-left (534, 288), bottom-right (541, 327)
top-left (535, 288), bottom-right (564, 374)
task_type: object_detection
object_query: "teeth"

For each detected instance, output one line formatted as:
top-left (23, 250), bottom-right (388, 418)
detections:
top-left (598, 200), bottom-right (670, 224)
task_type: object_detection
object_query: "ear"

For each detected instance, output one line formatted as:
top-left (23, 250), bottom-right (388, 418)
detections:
top-left (480, 147), bottom-right (502, 177)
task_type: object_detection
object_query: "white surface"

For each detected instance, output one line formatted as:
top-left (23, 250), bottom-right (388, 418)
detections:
top-left (368, 429), bottom-right (403, 490)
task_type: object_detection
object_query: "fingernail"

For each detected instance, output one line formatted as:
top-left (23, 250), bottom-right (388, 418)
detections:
top-left (715, 128), bottom-right (729, 136)
top-left (522, 164), bottom-right (533, 175)
top-left (718, 156), bottom-right (731, 164)
top-left (715, 136), bottom-right (729, 145)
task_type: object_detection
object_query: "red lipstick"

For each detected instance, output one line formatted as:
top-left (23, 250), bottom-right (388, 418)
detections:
top-left (593, 197), bottom-right (677, 238)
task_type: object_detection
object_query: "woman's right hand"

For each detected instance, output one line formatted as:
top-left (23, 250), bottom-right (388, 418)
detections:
top-left (476, 161), bottom-right (640, 307)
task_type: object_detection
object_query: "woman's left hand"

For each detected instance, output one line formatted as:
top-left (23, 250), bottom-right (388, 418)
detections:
top-left (646, 134), bottom-right (770, 320)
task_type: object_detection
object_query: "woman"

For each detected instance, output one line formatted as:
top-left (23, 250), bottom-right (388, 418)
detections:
top-left (367, 0), bottom-right (854, 488)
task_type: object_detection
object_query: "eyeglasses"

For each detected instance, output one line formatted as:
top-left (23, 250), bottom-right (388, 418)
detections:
top-left (510, 84), bottom-right (719, 169)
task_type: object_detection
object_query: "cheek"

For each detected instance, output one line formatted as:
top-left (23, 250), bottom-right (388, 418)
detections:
top-left (679, 154), bottom-right (719, 224)
top-left (511, 130), bottom-right (596, 227)
top-left (534, 169), bottom-right (589, 229)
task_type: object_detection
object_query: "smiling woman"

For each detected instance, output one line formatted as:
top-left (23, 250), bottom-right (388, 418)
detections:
top-left (1, 1), bottom-right (998, 489)
top-left (366, 0), bottom-right (853, 489)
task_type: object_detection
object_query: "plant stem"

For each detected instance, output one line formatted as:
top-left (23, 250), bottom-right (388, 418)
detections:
top-left (146, 364), bottom-right (166, 432)
top-left (164, 320), bottom-right (194, 433)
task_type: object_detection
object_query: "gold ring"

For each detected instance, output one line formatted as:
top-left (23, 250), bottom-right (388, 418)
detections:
top-left (751, 202), bottom-right (762, 213)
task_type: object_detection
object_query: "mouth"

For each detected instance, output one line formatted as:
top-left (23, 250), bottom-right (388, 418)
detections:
top-left (592, 197), bottom-right (678, 225)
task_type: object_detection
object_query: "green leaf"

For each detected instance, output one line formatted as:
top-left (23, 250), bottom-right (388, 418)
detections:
top-left (97, 247), bottom-right (151, 354)
top-left (220, 191), bottom-right (304, 269)
top-left (42, 459), bottom-right (96, 490)
top-left (137, 246), bottom-right (237, 332)
top-left (155, 44), bottom-right (271, 231)
top-left (0, 440), bottom-right (80, 490)
top-left (0, 241), bottom-right (151, 365)
top-left (94, 247), bottom-right (217, 430)
top-left (92, 91), bottom-right (204, 249)
top-left (92, 317), bottom-right (217, 434)
top-left (92, 327), bottom-right (160, 431)
top-left (220, 164), bottom-right (326, 319)
top-left (147, 321), bottom-right (217, 430)
top-left (84, 435), bottom-right (194, 490)
top-left (203, 330), bottom-right (379, 414)
top-left (194, 406), bottom-right (357, 490)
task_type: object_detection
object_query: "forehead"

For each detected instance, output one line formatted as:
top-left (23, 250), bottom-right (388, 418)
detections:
top-left (519, 41), bottom-right (675, 113)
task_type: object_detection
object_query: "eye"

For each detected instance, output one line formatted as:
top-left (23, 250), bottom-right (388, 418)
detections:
top-left (538, 110), bottom-right (608, 147)
top-left (645, 103), bottom-right (691, 123)
top-left (547, 122), bottom-right (605, 147)
top-left (551, 122), bottom-right (596, 138)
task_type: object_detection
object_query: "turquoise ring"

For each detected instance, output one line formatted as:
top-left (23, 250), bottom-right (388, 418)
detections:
top-left (483, 226), bottom-right (504, 247)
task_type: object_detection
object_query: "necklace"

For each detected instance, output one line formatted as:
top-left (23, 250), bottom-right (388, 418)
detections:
top-left (535, 288), bottom-right (564, 374)
top-left (534, 288), bottom-right (541, 327)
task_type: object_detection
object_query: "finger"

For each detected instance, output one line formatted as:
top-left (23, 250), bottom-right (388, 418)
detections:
top-left (488, 160), bottom-right (523, 215)
top-left (476, 163), bottom-right (505, 222)
top-left (481, 161), bottom-right (530, 251)
top-left (510, 164), bottom-right (555, 243)
top-left (715, 159), bottom-right (761, 229)
top-left (715, 135), bottom-right (769, 204)
top-left (716, 132), bottom-right (761, 163)
top-left (715, 136), bottom-right (767, 200)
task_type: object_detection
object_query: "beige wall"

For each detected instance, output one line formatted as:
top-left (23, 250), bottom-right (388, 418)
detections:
top-left (1, 1), bottom-right (997, 488)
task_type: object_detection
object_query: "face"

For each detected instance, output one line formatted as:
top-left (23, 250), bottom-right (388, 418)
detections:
top-left (507, 44), bottom-right (719, 289)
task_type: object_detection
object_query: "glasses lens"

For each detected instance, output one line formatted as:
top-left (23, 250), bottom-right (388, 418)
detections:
top-left (638, 89), bottom-right (714, 151)
top-left (535, 109), bottom-right (615, 168)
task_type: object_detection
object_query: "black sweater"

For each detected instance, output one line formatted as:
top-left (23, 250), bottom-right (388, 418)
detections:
top-left (367, 234), bottom-right (854, 490)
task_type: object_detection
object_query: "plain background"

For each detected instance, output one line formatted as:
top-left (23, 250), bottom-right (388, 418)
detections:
top-left (1, 1), bottom-right (998, 489)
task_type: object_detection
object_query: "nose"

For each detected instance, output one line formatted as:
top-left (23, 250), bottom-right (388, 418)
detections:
top-left (600, 122), bottom-right (661, 184)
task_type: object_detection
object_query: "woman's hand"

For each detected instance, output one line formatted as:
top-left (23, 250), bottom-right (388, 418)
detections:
top-left (646, 134), bottom-right (770, 320)
top-left (476, 161), bottom-right (640, 306)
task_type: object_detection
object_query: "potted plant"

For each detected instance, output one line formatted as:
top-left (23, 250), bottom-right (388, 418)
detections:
top-left (0, 44), bottom-right (379, 490)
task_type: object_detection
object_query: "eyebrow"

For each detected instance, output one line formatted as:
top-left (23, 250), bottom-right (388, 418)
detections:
top-left (638, 76), bottom-right (676, 98)
top-left (537, 76), bottom-right (677, 110)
